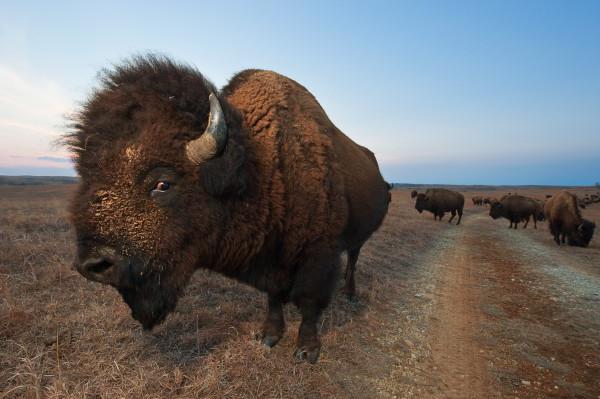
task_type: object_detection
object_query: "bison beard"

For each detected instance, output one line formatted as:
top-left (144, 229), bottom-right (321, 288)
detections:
top-left (118, 272), bottom-right (179, 330)
top-left (65, 55), bottom-right (390, 364)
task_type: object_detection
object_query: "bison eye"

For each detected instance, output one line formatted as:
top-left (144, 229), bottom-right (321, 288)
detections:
top-left (150, 181), bottom-right (172, 198)
top-left (155, 181), bottom-right (170, 191)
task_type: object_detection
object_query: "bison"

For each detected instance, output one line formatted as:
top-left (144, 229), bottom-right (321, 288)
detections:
top-left (544, 191), bottom-right (595, 247)
top-left (483, 196), bottom-right (498, 206)
top-left (489, 195), bottom-right (544, 229)
top-left (414, 189), bottom-right (464, 225)
top-left (472, 196), bottom-right (483, 206)
top-left (64, 56), bottom-right (390, 363)
top-left (521, 199), bottom-right (546, 228)
top-left (410, 189), bottom-right (418, 199)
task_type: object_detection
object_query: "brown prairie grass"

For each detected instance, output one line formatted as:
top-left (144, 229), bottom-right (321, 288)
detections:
top-left (0, 185), bottom-right (443, 399)
top-left (0, 184), bottom-right (597, 398)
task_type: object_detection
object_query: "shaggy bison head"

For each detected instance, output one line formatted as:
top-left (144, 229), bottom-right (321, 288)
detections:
top-left (414, 193), bottom-right (427, 213)
top-left (568, 219), bottom-right (596, 247)
top-left (66, 57), bottom-right (246, 329)
top-left (489, 202), bottom-right (503, 219)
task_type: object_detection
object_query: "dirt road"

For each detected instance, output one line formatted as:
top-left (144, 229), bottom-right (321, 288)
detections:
top-left (371, 210), bottom-right (600, 398)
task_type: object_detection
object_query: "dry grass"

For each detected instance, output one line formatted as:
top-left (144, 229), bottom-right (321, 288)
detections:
top-left (0, 185), bottom-right (448, 398)
top-left (1, 185), bottom-right (597, 398)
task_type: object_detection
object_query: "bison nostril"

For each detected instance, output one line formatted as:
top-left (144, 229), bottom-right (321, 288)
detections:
top-left (82, 257), bottom-right (114, 274)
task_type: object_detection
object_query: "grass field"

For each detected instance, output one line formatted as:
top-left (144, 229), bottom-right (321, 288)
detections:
top-left (1, 185), bottom-right (599, 398)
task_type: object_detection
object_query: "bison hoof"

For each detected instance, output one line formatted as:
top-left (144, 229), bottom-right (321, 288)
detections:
top-left (293, 346), bottom-right (320, 364)
top-left (261, 334), bottom-right (282, 348)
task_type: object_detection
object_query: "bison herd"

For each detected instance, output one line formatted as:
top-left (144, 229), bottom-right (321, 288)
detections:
top-left (411, 188), bottom-right (597, 247)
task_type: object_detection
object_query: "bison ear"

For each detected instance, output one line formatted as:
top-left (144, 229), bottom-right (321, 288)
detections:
top-left (199, 132), bottom-right (247, 197)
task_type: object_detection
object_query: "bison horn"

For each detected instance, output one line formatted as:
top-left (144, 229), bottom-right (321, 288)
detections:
top-left (186, 93), bottom-right (228, 164)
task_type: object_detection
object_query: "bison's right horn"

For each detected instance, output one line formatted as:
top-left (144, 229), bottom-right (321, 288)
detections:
top-left (186, 93), bottom-right (228, 164)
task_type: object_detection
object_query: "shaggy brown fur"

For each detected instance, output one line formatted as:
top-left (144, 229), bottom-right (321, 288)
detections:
top-left (65, 55), bottom-right (390, 363)
top-left (544, 191), bottom-right (595, 247)
top-left (414, 188), bottom-right (464, 225)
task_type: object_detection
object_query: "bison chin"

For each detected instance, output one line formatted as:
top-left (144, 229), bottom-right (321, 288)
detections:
top-left (118, 281), bottom-right (180, 330)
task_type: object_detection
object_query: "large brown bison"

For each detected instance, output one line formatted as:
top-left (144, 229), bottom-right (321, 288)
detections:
top-left (544, 191), bottom-right (595, 247)
top-left (489, 195), bottom-right (544, 229)
top-left (64, 56), bottom-right (390, 363)
top-left (414, 189), bottom-right (464, 224)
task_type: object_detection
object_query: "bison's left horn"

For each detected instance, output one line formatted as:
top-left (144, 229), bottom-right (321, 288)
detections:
top-left (186, 93), bottom-right (228, 164)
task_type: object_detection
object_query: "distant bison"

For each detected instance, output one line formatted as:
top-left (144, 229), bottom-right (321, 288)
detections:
top-left (522, 199), bottom-right (546, 228)
top-left (489, 195), bottom-right (544, 229)
top-left (544, 191), bottom-right (595, 247)
top-left (472, 196), bottom-right (483, 206)
top-left (483, 196), bottom-right (498, 206)
top-left (66, 56), bottom-right (391, 363)
top-left (415, 189), bottom-right (464, 225)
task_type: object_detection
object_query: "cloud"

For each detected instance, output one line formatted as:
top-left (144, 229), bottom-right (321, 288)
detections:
top-left (36, 156), bottom-right (72, 163)
top-left (0, 64), bottom-right (75, 172)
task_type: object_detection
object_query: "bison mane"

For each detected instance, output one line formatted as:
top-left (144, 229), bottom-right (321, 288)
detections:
top-left (62, 54), bottom-right (218, 172)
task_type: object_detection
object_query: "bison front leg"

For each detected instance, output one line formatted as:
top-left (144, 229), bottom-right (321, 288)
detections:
top-left (291, 252), bottom-right (338, 364)
top-left (259, 293), bottom-right (286, 347)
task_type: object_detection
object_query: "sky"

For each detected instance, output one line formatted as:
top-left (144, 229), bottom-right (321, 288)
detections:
top-left (1, 1), bottom-right (599, 185)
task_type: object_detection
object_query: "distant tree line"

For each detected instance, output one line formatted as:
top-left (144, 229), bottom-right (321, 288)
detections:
top-left (0, 176), bottom-right (79, 186)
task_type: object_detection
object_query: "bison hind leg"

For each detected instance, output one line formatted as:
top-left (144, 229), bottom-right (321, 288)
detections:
top-left (448, 210), bottom-right (456, 224)
top-left (342, 247), bottom-right (361, 299)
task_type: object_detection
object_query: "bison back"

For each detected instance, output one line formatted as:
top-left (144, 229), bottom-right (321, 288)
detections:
top-left (426, 188), bottom-right (464, 212)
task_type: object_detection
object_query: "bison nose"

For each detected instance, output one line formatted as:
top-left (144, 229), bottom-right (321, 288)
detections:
top-left (78, 256), bottom-right (118, 285)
